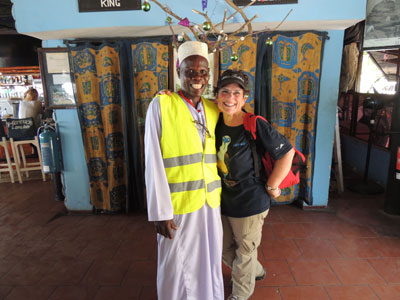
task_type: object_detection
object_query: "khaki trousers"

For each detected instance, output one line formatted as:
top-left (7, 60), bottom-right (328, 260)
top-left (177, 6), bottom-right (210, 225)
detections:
top-left (222, 210), bottom-right (269, 299)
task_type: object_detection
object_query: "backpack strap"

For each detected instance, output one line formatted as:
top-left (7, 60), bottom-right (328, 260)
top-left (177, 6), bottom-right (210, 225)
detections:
top-left (245, 130), bottom-right (261, 178)
top-left (243, 113), bottom-right (258, 140)
top-left (243, 113), bottom-right (261, 178)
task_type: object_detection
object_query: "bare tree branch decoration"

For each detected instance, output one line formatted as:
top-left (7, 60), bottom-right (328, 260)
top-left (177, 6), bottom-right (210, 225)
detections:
top-left (147, 0), bottom-right (291, 53)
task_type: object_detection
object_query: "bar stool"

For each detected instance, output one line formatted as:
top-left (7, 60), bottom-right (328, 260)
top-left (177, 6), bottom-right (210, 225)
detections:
top-left (6, 117), bottom-right (46, 183)
top-left (0, 122), bottom-right (20, 183)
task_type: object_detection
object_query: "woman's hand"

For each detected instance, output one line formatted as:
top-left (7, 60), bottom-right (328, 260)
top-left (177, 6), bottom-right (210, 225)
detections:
top-left (266, 186), bottom-right (281, 198)
top-left (264, 148), bottom-right (295, 198)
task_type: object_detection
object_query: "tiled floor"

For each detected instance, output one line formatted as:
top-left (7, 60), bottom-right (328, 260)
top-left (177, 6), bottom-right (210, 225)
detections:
top-left (0, 176), bottom-right (400, 300)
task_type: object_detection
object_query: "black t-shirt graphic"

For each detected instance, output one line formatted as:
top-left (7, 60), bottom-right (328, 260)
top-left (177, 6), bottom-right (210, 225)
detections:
top-left (215, 115), bottom-right (292, 218)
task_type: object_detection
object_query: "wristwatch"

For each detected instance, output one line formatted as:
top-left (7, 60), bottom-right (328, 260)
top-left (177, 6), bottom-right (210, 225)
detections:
top-left (266, 185), bottom-right (279, 191)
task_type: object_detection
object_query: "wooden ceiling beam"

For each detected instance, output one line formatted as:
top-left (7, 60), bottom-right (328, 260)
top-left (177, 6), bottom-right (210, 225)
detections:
top-left (0, 66), bottom-right (40, 75)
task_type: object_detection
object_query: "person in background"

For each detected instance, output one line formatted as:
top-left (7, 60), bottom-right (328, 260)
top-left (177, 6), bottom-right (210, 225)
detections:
top-left (18, 87), bottom-right (43, 127)
top-left (144, 41), bottom-right (224, 300)
top-left (214, 69), bottom-right (295, 300)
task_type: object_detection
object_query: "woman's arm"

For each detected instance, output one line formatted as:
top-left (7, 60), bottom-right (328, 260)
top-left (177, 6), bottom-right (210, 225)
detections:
top-left (265, 148), bottom-right (295, 198)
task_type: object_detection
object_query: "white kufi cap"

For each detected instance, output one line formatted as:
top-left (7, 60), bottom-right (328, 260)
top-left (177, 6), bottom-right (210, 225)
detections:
top-left (177, 41), bottom-right (209, 65)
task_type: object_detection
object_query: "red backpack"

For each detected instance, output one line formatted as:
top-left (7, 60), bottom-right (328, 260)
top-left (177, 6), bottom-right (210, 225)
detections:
top-left (243, 113), bottom-right (306, 189)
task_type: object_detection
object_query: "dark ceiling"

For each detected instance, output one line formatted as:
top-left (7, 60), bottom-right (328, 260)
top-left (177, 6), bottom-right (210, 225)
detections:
top-left (0, 0), bottom-right (15, 34)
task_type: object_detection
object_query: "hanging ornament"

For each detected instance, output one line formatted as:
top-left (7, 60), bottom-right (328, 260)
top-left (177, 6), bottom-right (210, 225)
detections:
top-left (166, 16), bottom-right (172, 23)
top-left (202, 0), bottom-right (208, 11)
top-left (202, 21), bottom-right (211, 31)
top-left (230, 53), bottom-right (238, 61)
top-left (177, 34), bottom-right (184, 42)
top-left (142, 1), bottom-right (151, 12)
top-left (178, 18), bottom-right (190, 27)
top-left (266, 37), bottom-right (273, 46)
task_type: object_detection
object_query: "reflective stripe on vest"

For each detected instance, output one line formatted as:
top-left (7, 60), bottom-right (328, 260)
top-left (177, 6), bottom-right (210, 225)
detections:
top-left (163, 153), bottom-right (217, 168)
top-left (163, 153), bottom-right (203, 168)
top-left (169, 179), bottom-right (205, 193)
top-left (207, 179), bottom-right (221, 193)
top-left (160, 93), bottom-right (221, 214)
top-left (169, 179), bottom-right (221, 193)
top-left (204, 154), bottom-right (217, 163)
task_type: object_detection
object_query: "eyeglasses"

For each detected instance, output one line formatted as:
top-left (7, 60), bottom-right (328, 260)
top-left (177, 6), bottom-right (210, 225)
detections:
top-left (192, 120), bottom-right (211, 138)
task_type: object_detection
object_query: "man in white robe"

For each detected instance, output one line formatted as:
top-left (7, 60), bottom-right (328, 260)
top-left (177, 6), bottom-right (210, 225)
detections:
top-left (144, 41), bottom-right (224, 300)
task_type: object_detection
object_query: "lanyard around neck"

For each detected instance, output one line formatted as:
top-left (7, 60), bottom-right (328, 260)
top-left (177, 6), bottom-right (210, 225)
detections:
top-left (178, 90), bottom-right (201, 112)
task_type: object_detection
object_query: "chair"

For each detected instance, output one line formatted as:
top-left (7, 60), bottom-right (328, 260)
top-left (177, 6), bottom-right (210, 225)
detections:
top-left (6, 117), bottom-right (46, 183)
top-left (0, 121), bottom-right (19, 183)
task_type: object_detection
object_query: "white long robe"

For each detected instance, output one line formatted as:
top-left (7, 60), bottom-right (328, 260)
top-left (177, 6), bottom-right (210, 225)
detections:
top-left (144, 95), bottom-right (224, 300)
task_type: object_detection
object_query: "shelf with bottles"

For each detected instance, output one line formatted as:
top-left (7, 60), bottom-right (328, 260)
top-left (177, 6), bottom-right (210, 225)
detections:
top-left (0, 67), bottom-right (42, 102)
top-left (0, 85), bottom-right (26, 100)
top-left (0, 78), bottom-right (43, 101)
top-left (0, 75), bottom-right (34, 86)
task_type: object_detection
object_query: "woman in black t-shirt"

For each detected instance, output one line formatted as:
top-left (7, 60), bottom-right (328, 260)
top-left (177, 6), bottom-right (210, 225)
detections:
top-left (215, 70), bottom-right (294, 300)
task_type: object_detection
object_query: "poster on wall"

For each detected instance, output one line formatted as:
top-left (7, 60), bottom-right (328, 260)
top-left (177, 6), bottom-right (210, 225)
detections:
top-left (38, 48), bottom-right (76, 109)
top-left (233, 0), bottom-right (297, 5)
top-left (78, 0), bottom-right (141, 12)
top-left (364, 0), bottom-right (400, 49)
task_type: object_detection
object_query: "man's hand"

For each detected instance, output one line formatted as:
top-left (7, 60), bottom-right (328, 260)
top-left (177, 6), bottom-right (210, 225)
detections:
top-left (153, 220), bottom-right (178, 239)
top-left (156, 89), bottom-right (173, 96)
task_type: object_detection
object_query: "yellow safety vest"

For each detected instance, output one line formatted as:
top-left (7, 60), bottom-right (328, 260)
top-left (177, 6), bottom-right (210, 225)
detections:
top-left (159, 93), bottom-right (221, 215)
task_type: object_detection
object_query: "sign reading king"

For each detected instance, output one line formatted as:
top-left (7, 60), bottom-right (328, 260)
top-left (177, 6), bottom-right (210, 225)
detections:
top-left (78, 0), bottom-right (141, 12)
